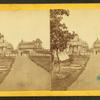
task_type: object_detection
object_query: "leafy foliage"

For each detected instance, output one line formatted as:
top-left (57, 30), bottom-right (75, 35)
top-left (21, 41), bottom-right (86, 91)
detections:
top-left (50, 9), bottom-right (74, 52)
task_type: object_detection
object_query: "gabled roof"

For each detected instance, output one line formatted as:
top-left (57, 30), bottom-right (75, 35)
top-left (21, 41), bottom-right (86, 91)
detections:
top-left (18, 38), bottom-right (43, 49)
top-left (18, 41), bottom-right (36, 49)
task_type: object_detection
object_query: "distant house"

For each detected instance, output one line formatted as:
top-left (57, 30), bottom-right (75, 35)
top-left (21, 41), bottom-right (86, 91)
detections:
top-left (5, 42), bottom-right (13, 56)
top-left (18, 40), bottom-right (36, 55)
top-left (67, 34), bottom-right (89, 55)
top-left (92, 38), bottom-right (100, 54)
top-left (0, 33), bottom-right (13, 56)
top-left (17, 38), bottom-right (50, 56)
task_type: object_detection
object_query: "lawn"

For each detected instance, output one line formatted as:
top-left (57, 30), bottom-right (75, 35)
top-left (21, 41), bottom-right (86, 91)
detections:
top-left (29, 56), bottom-right (52, 72)
top-left (70, 55), bottom-right (89, 66)
top-left (0, 56), bottom-right (15, 83)
top-left (52, 55), bottom-right (90, 90)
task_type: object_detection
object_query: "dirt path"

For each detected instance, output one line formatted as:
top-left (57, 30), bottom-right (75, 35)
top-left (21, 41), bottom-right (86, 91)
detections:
top-left (68, 54), bottom-right (100, 90)
top-left (0, 55), bottom-right (51, 90)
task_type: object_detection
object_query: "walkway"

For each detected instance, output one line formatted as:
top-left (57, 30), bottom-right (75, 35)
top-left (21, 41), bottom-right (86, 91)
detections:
top-left (68, 54), bottom-right (100, 90)
top-left (0, 55), bottom-right (51, 90)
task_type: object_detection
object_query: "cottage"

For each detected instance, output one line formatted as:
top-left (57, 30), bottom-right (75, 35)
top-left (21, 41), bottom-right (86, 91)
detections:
top-left (0, 33), bottom-right (13, 56)
top-left (17, 39), bottom-right (43, 56)
top-left (67, 34), bottom-right (89, 55)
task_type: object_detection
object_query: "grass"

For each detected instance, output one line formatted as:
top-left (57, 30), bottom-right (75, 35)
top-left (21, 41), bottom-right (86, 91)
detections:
top-left (70, 55), bottom-right (89, 66)
top-left (51, 55), bottom-right (90, 90)
top-left (52, 68), bottom-right (83, 90)
top-left (29, 56), bottom-right (51, 72)
top-left (0, 56), bottom-right (15, 83)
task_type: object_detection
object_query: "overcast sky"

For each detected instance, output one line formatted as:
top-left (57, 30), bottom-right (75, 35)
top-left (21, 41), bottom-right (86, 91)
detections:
top-left (0, 10), bottom-right (50, 49)
top-left (1, 9), bottom-right (100, 49)
top-left (63, 9), bottom-right (100, 48)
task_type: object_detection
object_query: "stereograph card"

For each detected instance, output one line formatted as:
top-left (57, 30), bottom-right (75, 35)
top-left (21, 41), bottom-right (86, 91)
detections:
top-left (0, 4), bottom-right (98, 96)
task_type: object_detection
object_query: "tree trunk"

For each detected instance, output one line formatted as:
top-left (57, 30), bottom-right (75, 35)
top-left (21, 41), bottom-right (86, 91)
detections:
top-left (51, 52), bottom-right (54, 71)
top-left (72, 46), bottom-right (74, 54)
top-left (56, 49), bottom-right (60, 72)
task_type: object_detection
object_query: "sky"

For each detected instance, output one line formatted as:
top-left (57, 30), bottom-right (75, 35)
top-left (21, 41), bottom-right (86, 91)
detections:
top-left (1, 9), bottom-right (100, 49)
top-left (0, 10), bottom-right (50, 49)
top-left (62, 9), bottom-right (100, 48)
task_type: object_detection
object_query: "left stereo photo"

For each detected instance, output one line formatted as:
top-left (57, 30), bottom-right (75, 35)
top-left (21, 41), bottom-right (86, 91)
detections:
top-left (0, 10), bottom-right (51, 90)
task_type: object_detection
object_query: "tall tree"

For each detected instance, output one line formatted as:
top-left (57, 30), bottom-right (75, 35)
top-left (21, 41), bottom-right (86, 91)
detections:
top-left (50, 9), bottom-right (74, 72)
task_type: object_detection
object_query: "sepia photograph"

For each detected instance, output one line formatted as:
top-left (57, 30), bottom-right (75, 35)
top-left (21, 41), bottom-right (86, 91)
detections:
top-left (0, 8), bottom-right (100, 91)
top-left (50, 9), bottom-right (100, 90)
top-left (0, 10), bottom-right (51, 90)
